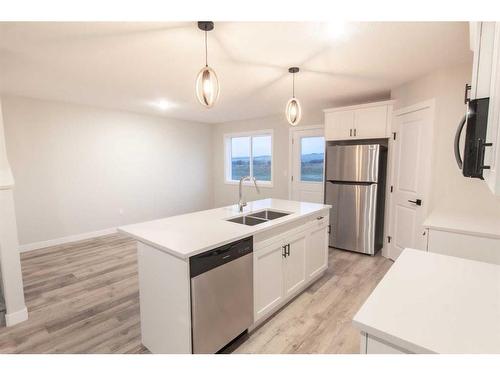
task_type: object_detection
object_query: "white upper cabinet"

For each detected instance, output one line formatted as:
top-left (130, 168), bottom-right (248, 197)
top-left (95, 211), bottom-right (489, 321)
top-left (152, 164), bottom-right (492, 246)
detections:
top-left (471, 22), bottom-right (500, 196)
top-left (470, 22), bottom-right (496, 100)
top-left (324, 100), bottom-right (394, 141)
top-left (324, 110), bottom-right (354, 140)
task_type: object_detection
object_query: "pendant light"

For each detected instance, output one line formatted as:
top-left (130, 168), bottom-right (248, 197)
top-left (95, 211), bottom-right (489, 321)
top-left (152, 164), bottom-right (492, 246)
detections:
top-left (285, 67), bottom-right (302, 126)
top-left (195, 21), bottom-right (220, 108)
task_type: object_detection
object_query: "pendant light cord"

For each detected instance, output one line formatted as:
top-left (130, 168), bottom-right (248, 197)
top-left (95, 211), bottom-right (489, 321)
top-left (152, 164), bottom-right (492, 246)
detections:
top-left (205, 30), bottom-right (208, 67)
top-left (292, 72), bottom-right (295, 98)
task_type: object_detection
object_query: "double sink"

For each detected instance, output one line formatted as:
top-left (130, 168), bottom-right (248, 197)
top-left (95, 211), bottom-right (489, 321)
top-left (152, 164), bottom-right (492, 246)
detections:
top-left (226, 209), bottom-right (291, 226)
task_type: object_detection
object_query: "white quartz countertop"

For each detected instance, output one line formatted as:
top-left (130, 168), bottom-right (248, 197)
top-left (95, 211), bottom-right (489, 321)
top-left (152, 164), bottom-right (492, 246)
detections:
top-left (118, 198), bottom-right (331, 259)
top-left (353, 249), bottom-right (500, 353)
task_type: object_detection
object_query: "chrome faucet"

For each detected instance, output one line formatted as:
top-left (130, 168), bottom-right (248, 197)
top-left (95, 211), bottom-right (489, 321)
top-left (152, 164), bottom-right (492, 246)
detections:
top-left (239, 176), bottom-right (260, 212)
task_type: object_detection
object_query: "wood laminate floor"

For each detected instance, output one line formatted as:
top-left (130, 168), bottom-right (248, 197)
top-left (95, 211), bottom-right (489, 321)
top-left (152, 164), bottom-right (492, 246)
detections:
top-left (0, 234), bottom-right (392, 354)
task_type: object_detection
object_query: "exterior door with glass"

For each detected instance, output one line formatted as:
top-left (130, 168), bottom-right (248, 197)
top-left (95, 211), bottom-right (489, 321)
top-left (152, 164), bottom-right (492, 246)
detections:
top-left (290, 127), bottom-right (325, 203)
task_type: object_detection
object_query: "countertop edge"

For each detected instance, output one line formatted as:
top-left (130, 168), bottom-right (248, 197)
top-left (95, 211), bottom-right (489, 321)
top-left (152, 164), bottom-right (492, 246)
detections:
top-left (351, 319), bottom-right (436, 354)
top-left (119, 204), bottom-right (331, 259)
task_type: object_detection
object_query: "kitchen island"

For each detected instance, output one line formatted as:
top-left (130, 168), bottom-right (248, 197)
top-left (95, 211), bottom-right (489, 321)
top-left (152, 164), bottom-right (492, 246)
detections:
top-left (119, 198), bottom-right (331, 353)
top-left (353, 249), bottom-right (500, 354)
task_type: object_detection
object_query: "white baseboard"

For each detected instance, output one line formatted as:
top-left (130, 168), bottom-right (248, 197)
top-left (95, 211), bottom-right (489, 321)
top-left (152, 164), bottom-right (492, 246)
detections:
top-left (5, 306), bottom-right (28, 326)
top-left (19, 227), bottom-right (118, 253)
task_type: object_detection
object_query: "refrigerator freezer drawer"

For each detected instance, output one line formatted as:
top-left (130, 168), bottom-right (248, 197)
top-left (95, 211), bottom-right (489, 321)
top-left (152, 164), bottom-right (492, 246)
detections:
top-left (326, 182), bottom-right (378, 254)
top-left (326, 144), bottom-right (380, 182)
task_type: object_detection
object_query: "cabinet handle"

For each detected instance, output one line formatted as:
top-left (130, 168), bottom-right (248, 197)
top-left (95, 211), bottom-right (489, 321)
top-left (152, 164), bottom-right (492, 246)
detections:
top-left (282, 245), bottom-right (287, 258)
top-left (286, 244), bottom-right (290, 257)
top-left (349, 128), bottom-right (352, 137)
top-left (316, 216), bottom-right (324, 220)
top-left (354, 128), bottom-right (357, 136)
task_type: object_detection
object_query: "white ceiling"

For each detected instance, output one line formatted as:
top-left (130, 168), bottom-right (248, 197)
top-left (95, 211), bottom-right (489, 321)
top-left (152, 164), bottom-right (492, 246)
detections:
top-left (0, 22), bottom-right (471, 124)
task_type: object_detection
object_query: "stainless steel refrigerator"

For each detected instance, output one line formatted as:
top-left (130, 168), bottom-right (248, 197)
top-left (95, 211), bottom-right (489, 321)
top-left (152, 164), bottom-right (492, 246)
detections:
top-left (325, 144), bottom-right (387, 255)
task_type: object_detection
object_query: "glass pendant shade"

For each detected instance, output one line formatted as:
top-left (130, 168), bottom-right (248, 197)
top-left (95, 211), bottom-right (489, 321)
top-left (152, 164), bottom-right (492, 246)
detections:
top-left (196, 66), bottom-right (219, 108)
top-left (286, 97), bottom-right (302, 126)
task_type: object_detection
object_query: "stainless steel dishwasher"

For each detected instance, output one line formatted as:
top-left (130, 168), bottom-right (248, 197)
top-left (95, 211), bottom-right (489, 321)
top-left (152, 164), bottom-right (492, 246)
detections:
top-left (189, 236), bottom-right (253, 354)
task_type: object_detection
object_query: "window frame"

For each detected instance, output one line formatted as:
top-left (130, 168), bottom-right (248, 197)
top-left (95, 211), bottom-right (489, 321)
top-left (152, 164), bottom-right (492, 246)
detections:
top-left (224, 129), bottom-right (274, 187)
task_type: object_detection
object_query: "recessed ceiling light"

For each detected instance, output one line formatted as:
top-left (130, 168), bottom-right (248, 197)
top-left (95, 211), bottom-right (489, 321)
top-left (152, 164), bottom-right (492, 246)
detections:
top-left (150, 99), bottom-right (173, 111)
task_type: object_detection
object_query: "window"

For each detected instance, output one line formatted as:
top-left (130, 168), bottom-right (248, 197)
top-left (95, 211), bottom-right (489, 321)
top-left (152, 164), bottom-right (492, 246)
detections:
top-left (300, 136), bottom-right (325, 182)
top-left (225, 131), bottom-right (273, 184)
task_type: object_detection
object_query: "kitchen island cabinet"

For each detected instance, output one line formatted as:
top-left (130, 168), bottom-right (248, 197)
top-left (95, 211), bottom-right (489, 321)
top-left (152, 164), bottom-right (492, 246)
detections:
top-left (120, 198), bottom-right (331, 353)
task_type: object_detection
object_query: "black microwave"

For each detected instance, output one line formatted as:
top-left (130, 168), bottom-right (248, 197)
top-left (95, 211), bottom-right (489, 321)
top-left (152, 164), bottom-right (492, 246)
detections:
top-left (454, 86), bottom-right (492, 179)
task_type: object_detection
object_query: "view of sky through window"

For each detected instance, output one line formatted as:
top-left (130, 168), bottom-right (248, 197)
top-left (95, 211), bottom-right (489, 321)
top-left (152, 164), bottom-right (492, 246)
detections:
top-left (300, 136), bottom-right (324, 182)
top-left (230, 134), bottom-right (271, 181)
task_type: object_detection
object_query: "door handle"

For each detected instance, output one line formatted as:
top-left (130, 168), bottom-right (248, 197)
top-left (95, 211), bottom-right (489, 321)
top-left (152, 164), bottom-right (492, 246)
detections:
top-left (408, 199), bottom-right (422, 206)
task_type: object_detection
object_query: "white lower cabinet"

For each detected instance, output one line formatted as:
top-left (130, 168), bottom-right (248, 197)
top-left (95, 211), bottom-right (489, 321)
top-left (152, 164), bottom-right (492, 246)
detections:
top-left (360, 333), bottom-right (409, 354)
top-left (306, 224), bottom-right (329, 279)
top-left (427, 228), bottom-right (500, 265)
top-left (284, 231), bottom-right (307, 297)
top-left (254, 216), bottom-right (329, 324)
top-left (254, 241), bottom-right (285, 321)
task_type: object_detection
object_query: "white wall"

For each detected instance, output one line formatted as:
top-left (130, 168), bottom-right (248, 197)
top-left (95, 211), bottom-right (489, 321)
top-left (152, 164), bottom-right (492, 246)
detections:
top-left (212, 110), bottom-right (324, 207)
top-left (2, 96), bottom-right (213, 247)
top-left (0, 97), bottom-right (27, 326)
top-left (391, 62), bottom-right (500, 224)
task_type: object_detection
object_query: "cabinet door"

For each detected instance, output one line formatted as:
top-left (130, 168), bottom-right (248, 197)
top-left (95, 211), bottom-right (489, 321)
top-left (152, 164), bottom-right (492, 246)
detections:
top-left (354, 105), bottom-right (388, 139)
top-left (284, 231), bottom-right (307, 297)
top-left (254, 241), bottom-right (285, 321)
top-left (483, 22), bottom-right (500, 196)
top-left (325, 110), bottom-right (354, 140)
top-left (306, 224), bottom-right (329, 280)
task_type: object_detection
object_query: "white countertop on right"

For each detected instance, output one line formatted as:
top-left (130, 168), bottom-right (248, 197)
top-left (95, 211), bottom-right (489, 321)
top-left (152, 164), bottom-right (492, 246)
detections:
top-left (353, 249), bottom-right (500, 354)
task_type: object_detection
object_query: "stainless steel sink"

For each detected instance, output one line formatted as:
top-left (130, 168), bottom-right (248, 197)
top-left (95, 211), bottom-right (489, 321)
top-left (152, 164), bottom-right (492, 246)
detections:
top-left (227, 215), bottom-right (267, 226)
top-left (226, 209), bottom-right (291, 226)
top-left (247, 209), bottom-right (290, 220)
